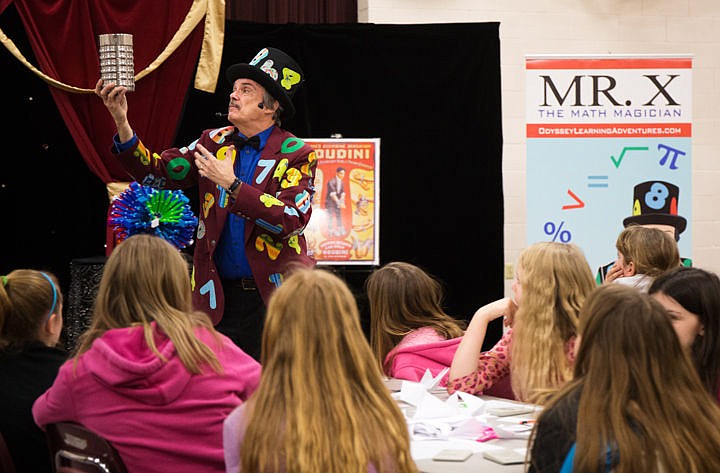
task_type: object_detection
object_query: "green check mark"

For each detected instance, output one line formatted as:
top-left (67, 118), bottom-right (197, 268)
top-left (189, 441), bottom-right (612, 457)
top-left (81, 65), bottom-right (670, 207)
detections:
top-left (610, 146), bottom-right (649, 168)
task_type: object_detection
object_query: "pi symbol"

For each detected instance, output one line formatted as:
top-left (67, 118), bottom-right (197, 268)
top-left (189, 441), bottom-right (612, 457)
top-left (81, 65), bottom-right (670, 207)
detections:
top-left (657, 143), bottom-right (685, 170)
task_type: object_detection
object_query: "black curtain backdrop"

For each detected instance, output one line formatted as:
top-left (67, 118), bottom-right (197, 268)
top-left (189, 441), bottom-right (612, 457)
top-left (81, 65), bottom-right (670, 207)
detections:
top-left (178, 21), bottom-right (504, 342)
top-left (0, 6), bottom-right (108, 288)
top-left (2, 16), bottom-right (504, 347)
top-left (226, 0), bottom-right (357, 23)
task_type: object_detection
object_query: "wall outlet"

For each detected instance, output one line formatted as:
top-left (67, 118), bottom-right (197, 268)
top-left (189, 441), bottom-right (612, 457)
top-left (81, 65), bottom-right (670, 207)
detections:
top-left (504, 263), bottom-right (514, 280)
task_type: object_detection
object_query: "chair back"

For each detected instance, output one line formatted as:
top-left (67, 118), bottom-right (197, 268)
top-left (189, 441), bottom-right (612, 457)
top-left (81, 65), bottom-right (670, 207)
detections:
top-left (0, 432), bottom-right (17, 473)
top-left (45, 423), bottom-right (128, 473)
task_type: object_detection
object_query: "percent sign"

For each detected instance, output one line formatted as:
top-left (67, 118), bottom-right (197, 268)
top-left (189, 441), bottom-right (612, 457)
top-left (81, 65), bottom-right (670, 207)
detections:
top-left (544, 221), bottom-right (572, 242)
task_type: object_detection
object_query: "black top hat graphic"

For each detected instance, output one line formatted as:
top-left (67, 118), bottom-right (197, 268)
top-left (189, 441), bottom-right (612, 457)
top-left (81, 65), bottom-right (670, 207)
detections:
top-left (622, 180), bottom-right (687, 237)
top-left (225, 47), bottom-right (304, 119)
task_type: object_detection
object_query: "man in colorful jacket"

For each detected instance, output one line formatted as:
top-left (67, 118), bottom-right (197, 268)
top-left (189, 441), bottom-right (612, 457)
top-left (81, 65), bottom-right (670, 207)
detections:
top-left (96, 47), bottom-right (317, 360)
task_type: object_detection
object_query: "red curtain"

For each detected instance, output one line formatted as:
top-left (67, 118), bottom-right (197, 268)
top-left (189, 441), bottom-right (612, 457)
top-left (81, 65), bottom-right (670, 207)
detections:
top-left (0, 0), bottom-right (204, 183)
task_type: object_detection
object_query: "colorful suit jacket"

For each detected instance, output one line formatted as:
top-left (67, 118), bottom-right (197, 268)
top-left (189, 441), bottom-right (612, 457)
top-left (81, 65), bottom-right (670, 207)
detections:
top-left (114, 125), bottom-right (317, 323)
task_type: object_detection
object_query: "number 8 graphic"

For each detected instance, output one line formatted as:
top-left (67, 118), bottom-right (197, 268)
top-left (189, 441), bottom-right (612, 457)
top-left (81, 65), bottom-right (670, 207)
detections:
top-left (645, 182), bottom-right (669, 210)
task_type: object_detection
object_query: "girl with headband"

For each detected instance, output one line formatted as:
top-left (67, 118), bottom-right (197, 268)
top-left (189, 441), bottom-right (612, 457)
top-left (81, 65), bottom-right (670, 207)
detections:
top-left (0, 269), bottom-right (66, 473)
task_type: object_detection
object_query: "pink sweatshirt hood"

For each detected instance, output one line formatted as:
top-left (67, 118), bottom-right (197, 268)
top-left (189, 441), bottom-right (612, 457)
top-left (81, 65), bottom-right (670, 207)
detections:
top-left (82, 323), bottom-right (194, 406)
top-left (386, 335), bottom-right (462, 384)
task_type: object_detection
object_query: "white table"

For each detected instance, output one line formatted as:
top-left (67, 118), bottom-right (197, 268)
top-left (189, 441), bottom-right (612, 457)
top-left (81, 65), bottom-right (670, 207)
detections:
top-left (413, 437), bottom-right (528, 473)
top-left (384, 378), bottom-right (538, 473)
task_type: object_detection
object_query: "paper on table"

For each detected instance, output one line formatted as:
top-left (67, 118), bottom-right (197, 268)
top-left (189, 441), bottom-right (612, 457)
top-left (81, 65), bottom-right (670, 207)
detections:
top-left (483, 400), bottom-right (536, 416)
top-left (393, 369), bottom-right (450, 408)
top-left (393, 380), bottom-right (428, 407)
top-left (448, 417), bottom-right (491, 439)
top-left (395, 383), bottom-right (484, 420)
top-left (401, 389), bottom-right (474, 440)
top-left (394, 374), bottom-right (539, 444)
top-left (446, 391), bottom-right (486, 416)
top-left (420, 367), bottom-right (448, 390)
top-left (385, 368), bottom-right (447, 396)
top-left (493, 423), bottom-right (534, 439)
top-left (479, 400), bottom-right (541, 439)
top-left (401, 389), bottom-right (491, 441)
top-left (412, 391), bottom-right (459, 420)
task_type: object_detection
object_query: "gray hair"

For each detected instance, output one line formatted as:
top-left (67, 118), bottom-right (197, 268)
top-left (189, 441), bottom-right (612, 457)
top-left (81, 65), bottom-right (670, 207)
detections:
top-left (262, 91), bottom-right (284, 126)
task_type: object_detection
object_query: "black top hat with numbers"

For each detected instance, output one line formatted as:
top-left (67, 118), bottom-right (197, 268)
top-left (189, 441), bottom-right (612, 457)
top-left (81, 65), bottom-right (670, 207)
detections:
top-left (622, 180), bottom-right (687, 238)
top-left (225, 47), bottom-right (304, 119)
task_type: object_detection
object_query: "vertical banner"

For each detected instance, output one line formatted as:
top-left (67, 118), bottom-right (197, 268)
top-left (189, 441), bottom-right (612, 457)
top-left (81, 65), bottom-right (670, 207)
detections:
top-left (304, 138), bottom-right (380, 265)
top-left (525, 55), bottom-right (692, 279)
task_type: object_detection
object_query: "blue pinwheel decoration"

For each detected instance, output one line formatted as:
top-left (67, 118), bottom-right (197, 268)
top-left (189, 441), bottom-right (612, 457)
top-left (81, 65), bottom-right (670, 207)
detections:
top-left (108, 182), bottom-right (198, 249)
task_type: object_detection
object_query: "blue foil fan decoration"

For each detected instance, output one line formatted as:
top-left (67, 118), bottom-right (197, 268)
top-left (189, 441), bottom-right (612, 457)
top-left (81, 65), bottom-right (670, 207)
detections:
top-left (108, 182), bottom-right (198, 249)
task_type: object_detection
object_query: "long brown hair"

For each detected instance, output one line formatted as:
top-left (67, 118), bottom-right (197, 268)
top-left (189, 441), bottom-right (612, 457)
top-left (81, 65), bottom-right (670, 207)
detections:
top-left (241, 268), bottom-right (418, 473)
top-left (74, 234), bottom-right (221, 374)
top-left (511, 242), bottom-right (595, 404)
top-left (530, 284), bottom-right (720, 472)
top-left (0, 269), bottom-right (62, 350)
top-left (366, 261), bottom-right (465, 374)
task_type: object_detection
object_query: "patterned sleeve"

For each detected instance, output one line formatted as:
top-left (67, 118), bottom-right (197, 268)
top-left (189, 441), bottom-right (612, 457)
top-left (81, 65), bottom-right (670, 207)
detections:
top-left (447, 329), bottom-right (513, 395)
top-left (114, 133), bottom-right (208, 191)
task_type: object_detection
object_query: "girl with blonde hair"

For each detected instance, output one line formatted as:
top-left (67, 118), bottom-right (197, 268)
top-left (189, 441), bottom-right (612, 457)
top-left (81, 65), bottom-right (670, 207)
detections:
top-left (224, 267), bottom-right (418, 473)
top-left (1, 269), bottom-right (66, 473)
top-left (449, 242), bottom-right (595, 404)
top-left (366, 261), bottom-right (465, 382)
top-left (529, 284), bottom-right (720, 472)
top-left (33, 234), bottom-right (261, 473)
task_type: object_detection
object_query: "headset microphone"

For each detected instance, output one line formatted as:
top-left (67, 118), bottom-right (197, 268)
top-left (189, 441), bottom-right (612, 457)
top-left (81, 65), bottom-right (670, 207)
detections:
top-left (214, 112), bottom-right (228, 118)
top-left (257, 102), bottom-right (264, 109)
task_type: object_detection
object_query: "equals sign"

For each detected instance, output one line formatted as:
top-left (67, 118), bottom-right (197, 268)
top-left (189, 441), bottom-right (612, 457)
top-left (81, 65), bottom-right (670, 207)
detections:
top-left (587, 175), bottom-right (608, 188)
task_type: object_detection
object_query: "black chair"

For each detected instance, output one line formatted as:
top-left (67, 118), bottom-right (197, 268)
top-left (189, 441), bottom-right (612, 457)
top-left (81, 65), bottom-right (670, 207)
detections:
top-left (0, 432), bottom-right (17, 473)
top-left (45, 423), bottom-right (128, 473)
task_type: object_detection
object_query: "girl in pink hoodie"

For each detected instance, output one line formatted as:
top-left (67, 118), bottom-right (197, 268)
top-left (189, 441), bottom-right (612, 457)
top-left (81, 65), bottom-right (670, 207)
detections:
top-left (33, 234), bottom-right (261, 473)
top-left (366, 262), bottom-right (466, 384)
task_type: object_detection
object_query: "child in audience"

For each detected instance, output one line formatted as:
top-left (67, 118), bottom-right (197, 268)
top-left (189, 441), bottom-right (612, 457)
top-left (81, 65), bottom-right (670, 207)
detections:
top-left (603, 224), bottom-right (680, 291)
top-left (529, 284), bottom-right (720, 473)
top-left (649, 266), bottom-right (720, 401)
top-left (366, 261), bottom-right (465, 383)
top-left (33, 234), bottom-right (261, 473)
top-left (449, 242), bottom-right (595, 404)
top-left (223, 268), bottom-right (418, 473)
top-left (0, 270), bottom-right (66, 473)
